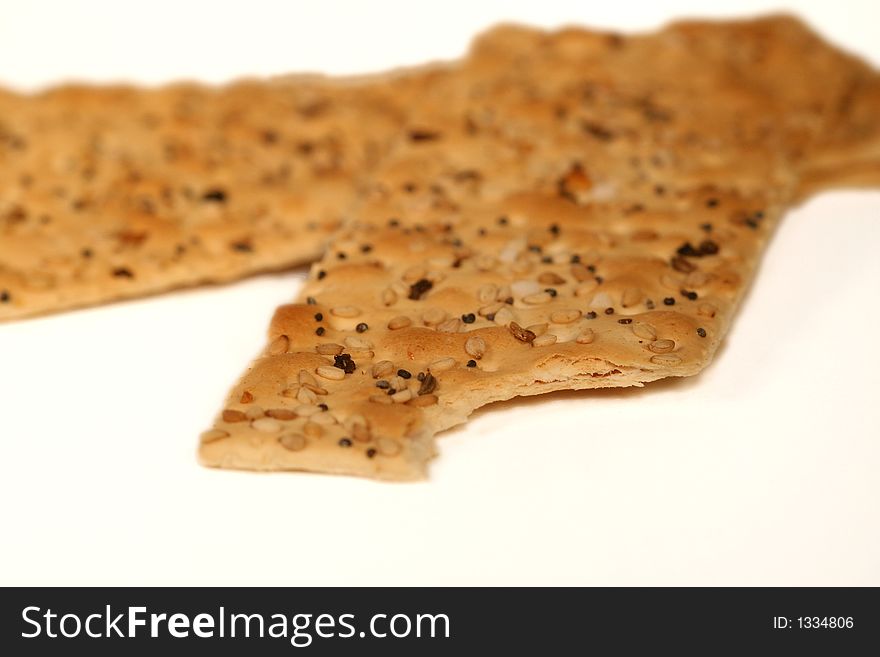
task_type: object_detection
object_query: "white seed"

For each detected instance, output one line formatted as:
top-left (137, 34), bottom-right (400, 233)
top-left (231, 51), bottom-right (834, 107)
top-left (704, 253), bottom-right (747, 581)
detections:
top-left (200, 429), bottom-right (229, 444)
top-left (267, 335), bottom-right (289, 356)
top-left (550, 309), bottom-right (581, 324)
top-left (465, 336), bottom-right (487, 359)
top-left (422, 308), bottom-right (447, 326)
top-left (475, 254), bottom-right (497, 271)
top-left (316, 365), bottom-right (346, 380)
top-left (369, 394), bottom-right (393, 405)
top-left (429, 357), bottom-right (456, 372)
top-left (532, 333), bottom-right (558, 347)
top-left (477, 283), bottom-right (498, 304)
top-left (437, 318), bottom-right (462, 333)
top-left (388, 315), bottom-right (412, 330)
top-left (576, 329), bottom-right (596, 344)
top-left (279, 433), bottom-right (306, 451)
top-left (391, 389), bottom-right (413, 403)
top-left (632, 323), bottom-right (657, 340)
top-left (574, 280), bottom-right (599, 297)
top-left (478, 302), bottom-right (504, 317)
top-left (660, 272), bottom-right (682, 289)
top-left (649, 339), bottom-right (675, 354)
top-left (377, 437), bottom-right (401, 456)
top-left (301, 383), bottom-right (328, 396)
top-left (590, 291), bottom-right (614, 308)
top-left (538, 272), bottom-right (566, 285)
top-left (381, 287), bottom-right (397, 306)
top-left (526, 323), bottom-right (548, 337)
top-left (621, 287), bottom-right (643, 308)
top-left (294, 404), bottom-right (320, 417)
top-left (316, 342), bottom-right (344, 355)
top-left (331, 305), bottom-right (361, 318)
top-left (650, 353), bottom-right (682, 365)
top-left (493, 307), bottom-right (515, 326)
top-left (297, 369), bottom-right (318, 387)
top-left (244, 405), bottom-right (265, 420)
top-left (252, 418), bottom-right (282, 433)
top-left (522, 291), bottom-right (552, 305)
top-left (297, 386), bottom-right (317, 405)
top-left (372, 360), bottom-right (394, 378)
top-left (344, 336), bottom-right (372, 350)
top-left (402, 264), bottom-right (427, 283)
top-left (511, 259), bottom-right (533, 275)
top-left (391, 280), bottom-right (409, 296)
top-left (686, 271), bottom-right (710, 287)
top-left (511, 279), bottom-right (541, 297)
top-left (408, 393), bottom-right (438, 407)
top-left (427, 270), bottom-right (446, 284)
top-left (302, 422), bottom-right (323, 438)
top-left (311, 411), bottom-right (337, 426)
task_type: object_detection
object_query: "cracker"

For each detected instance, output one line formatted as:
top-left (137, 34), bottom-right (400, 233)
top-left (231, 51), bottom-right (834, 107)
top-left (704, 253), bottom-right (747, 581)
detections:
top-left (199, 16), bottom-right (880, 479)
top-left (0, 69), bottom-right (462, 320)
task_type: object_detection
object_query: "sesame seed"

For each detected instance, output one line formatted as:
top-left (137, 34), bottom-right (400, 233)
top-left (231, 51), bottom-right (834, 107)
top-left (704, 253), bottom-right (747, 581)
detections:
top-left (550, 309), bottom-right (581, 324)
top-left (697, 328), bottom-right (707, 338)
top-left (466, 359), bottom-right (477, 368)
top-left (279, 434), bottom-right (306, 452)
top-left (539, 272), bottom-right (566, 285)
top-left (316, 343), bottom-right (344, 355)
top-left (239, 391), bottom-right (254, 404)
top-left (392, 389), bottom-right (413, 403)
top-left (388, 315), bottom-right (412, 330)
top-left (576, 329), bottom-right (595, 344)
top-left (343, 336), bottom-right (372, 351)
top-left (632, 323), bottom-right (657, 341)
top-left (267, 335), bottom-right (290, 356)
top-left (532, 333), bottom-right (558, 347)
top-left (437, 317), bottom-right (462, 333)
top-left (252, 418), bottom-right (283, 433)
top-left (650, 353), bottom-right (682, 366)
top-left (663, 297), bottom-right (675, 306)
top-left (522, 291), bottom-right (552, 305)
top-left (267, 408), bottom-right (297, 421)
top-left (698, 303), bottom-right (717, 317)
top-left (428, 357), bottom-right (456, 372)
top-left (381, 288), bottom-right (398, 306)
top-left (316, 366), bottom-right (345, 381)
top-left (331, 305), bottom-right (361, 318)
top-left (622, 287), bottom-right (643, 308)
top-left (649, 339), bottom-right (675, 354)
top-left (465, 336), bottom-right (487, 359)
top-left (221, 409), bottom-right (247, 423)
top-left (372, 361), bottom-right (394, 378)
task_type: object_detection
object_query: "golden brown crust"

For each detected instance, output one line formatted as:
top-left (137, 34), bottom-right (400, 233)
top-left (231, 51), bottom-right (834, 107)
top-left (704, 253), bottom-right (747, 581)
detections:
top-left (200, 16), bottom-right (880, 479)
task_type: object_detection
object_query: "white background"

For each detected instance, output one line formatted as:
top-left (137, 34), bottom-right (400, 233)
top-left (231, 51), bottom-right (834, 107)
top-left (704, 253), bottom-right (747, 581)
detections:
top-left (0, 0), bottom-right (878, 585)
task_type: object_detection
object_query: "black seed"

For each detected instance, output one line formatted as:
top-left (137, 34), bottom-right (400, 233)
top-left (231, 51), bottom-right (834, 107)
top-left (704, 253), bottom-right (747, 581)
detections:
top-left (570, 254), bottom-right (581, 264)
top-left (705, 198), bottom-right (719, 208)
top-left (618, 318), bottom-right (632, 324)
top-left (408, 129), bottom-right (441, 142)
top-left (306, 296), bottom-right (317, 305)
top-left (542, 255), bottom-right (553, 264)
top-left (594, 276), bottom-right (604, 284)
top-left (366, 448), bottom-right (377, 459)
top-left (604, 307), bottom-right (614, 315)
top-left (202, 188), bottom-right (227, 202)
top-left (505, 297), bottom-right (514, 305)
top-left (314, 313), bottom-right (323, 322)
top-left (418, 373), bottom-right (438, 395)
top-left (549, 223), bottom-right (560, 236)
top-left (231, 240), bottom-right (252, 253)
top-left (478, 228), bottom-right (487, 236)
top-left (397, 369), bottom-right (412, 379)
top-left (354, 322), bottom-right (369, 334)
top-left (408, 278), bottom-right (433, 300)
top-left (654, 185), bottom-right (666, 196)
top-left (315, 327), bottom-right (325, 336)
top-left (461, 313), bottom-right (476, 324)
top-left (698, 240), bottom-right (719, 255)
top-left (317, 270), bottom-right (326, 280)
top-left (497, 216), bottom-right (509, 226)
top-left (486, 313), bottom-right (495, 321)
top-left (376, 380), bottom-right (391, 389)
top-left (466, 360), bottom-right (477, 368)
top-left (388, 218), bottom-right (400, 227)
top-left (0, 290), bottom-right (10, 303)
top-left (545, 288), bottom-right (557, 297)
top-left (417, 372), bottom-right (426, 382)
top-left (338, 438), bottom-right (352, 447)
top-left (528, 245), bottom-right (542, 253)
top-left (676, 242), bottom-right (701, 257)
top-left (361, 244), bottom-right (373, 253)
top-left (697, 328), bottom-right (707, 338)
top-left (700, 223), bottom-right (713, 232)
top-left (337, 252), bottom-right (347, 260)
top-left (318, 403), bottom-right (329, 411)
top-left (680, 289), bottom-right (698, 301)
top-left (112, 267), bottom-right (134, 278)
top-left (754, 211), bottom-right (765, 220)
top-left (663, 297), bottom-right (675, 306)
top-left (645, 299), bottom-right (655, 309)
top-left (585, 311), bottom-right (597, 319)
top-left (334, 354), bottom-right (357, 374)
top-left (81, 248), bottom-right (93, 258)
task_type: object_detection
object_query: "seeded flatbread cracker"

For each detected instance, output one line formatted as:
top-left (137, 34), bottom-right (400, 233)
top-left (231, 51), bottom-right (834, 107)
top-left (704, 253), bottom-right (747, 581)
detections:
top-left (199, 16), bottom-right (880, 479)
top-left (0, 69), bottom-right (469, 320)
